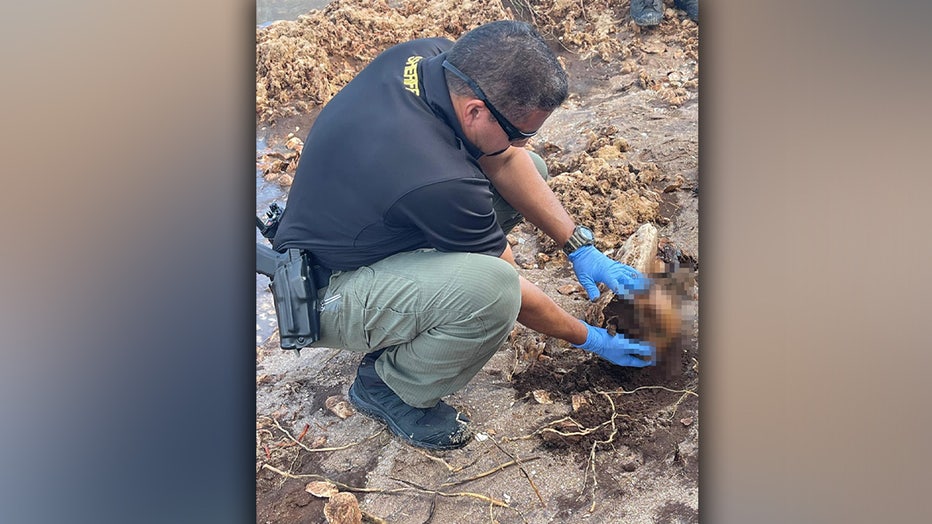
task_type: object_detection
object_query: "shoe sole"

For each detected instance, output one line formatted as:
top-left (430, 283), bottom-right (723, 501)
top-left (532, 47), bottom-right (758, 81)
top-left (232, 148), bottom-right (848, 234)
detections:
top-left (348, 381), bottom-right (469, 451)
top-left (633, 16), bottom-right (662, 26)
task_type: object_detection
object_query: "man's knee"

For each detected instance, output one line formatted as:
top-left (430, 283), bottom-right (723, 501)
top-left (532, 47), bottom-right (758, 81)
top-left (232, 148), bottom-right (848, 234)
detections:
top-left (528, 150), bottom-right (550, 181)
top-left (466, 255), bottom-right (521, 327)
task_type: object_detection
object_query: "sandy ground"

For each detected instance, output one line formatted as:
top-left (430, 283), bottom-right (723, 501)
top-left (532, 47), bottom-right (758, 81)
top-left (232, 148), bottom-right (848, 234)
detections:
top-left (256, 1), bottom-right (698, 522)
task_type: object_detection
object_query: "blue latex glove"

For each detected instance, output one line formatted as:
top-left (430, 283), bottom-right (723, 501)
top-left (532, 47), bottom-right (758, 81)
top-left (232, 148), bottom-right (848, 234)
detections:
top-left (568, 245), bottom-right (650, 301)
top-left (574, 322), bottom-right (655, 367)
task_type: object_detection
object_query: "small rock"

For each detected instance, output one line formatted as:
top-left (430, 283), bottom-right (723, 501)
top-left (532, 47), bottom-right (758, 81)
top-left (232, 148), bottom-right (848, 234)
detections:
top-left (306, 480), bottom-right (338, 498)
top-left (557, 284), bottom-right (579, 296)
top-left (285, 136), bottom-right (304, 151)
top-left (680, 417), bottom-right (694, 427)
top-left (323, 492), bottom-right (362, 524)
top-left (532, 389), bottom-right (553, 404)
top-left (325, 396), bottom-right (356, 419)
top-left (594, 144), bottom-right (623, 160)
top-left (571, 394), bottom-right (589, 412)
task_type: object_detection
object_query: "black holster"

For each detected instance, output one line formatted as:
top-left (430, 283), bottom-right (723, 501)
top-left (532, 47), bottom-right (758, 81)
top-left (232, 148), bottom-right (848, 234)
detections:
top-left (268, 248), bottom-right (320, 349)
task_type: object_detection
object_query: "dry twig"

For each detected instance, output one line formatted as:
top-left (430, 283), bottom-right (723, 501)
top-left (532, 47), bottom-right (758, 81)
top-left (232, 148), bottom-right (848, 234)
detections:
top-left (584, 391), bottom-right (621, 512)
top-left (603, 385), bottom-right (699, 397)
top-left (390, 477), bottom-right (510, 508)
top-left (272, 417), bottom-right (384, 452)
top-left (263, 464), bottom-right (510, 508)
top-left (502, 415), bottom-right (619, 441)
top-left (667, 390), bottom-right (695, 421)
top-left (489, 437), bottom-right (545, 508)
top-left (440, 456), bottom-right (541, 488)
top-left (411, 446), bottom-right (484, 474)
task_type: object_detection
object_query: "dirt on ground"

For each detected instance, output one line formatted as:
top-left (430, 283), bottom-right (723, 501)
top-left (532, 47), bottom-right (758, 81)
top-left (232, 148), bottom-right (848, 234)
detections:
top-left (256, 1), bottom-right (698, 522)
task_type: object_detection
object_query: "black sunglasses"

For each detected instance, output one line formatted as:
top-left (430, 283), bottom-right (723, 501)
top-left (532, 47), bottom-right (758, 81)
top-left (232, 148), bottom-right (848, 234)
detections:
top-left (442, 60), bottom-right (537, 142)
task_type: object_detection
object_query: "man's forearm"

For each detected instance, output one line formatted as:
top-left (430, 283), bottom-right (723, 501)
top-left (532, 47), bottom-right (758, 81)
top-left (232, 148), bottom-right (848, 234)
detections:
top-left (499, 244), bottom-right (587, 344)
top-left (516, 275), bottom-right (588, 345)
top-left (479, 148), bottom-right (575, 244)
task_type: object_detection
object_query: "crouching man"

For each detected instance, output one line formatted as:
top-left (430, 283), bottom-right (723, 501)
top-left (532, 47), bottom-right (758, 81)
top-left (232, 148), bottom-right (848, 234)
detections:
top-left (273, 20), bottom-right (653, 450)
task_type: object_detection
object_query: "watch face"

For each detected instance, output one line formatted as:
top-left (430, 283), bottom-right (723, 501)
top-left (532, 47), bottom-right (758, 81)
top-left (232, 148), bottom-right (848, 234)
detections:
top-left (564, 226), bottom-right (595, 255)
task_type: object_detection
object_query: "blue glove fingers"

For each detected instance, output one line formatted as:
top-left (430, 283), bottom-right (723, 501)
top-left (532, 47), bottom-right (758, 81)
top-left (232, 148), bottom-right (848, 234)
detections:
top-left (619, 337), bottom-right (654, 357)
top-left (581, 281), bottom-right (601, 301)
top-left (573, 266), bottom-right (602, 301)
top-left (576, 323), bottom-right (656, 367)
top-left (610, 267), bottom-right (649, 296)
top-left (630, 275), bottom-right (650, 293)
top-left (599, 346), bottom-right (654, 367)
top-left (612, 263), bottom-right (641, 280)
top-left (613, 355), bottom-right (655, 367)
top-left (570, 246), bottom-right (649, 299)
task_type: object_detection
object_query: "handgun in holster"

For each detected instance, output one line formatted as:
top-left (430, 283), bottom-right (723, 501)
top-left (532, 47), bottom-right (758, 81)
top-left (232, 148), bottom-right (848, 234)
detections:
top-left (256, 204), bottom-right (320, 351)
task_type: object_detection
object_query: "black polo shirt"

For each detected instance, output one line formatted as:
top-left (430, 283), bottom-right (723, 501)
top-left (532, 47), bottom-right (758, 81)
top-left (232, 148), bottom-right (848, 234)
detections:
top-left (273, 38), bottom-right (507, 271)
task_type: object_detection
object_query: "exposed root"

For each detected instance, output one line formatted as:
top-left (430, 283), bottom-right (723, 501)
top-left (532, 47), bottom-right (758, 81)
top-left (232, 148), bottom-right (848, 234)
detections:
top-left (666, 390), bottom-right (695, 421)
top-left (389, 476), bottom-right (510, 508)
top-left (440, 456), bottom-right (541, 488)
top-left (502, 413), bottom-right (625, 442)
top-left (263, 464), bottom-right (510, 507)
top-left (584, 391), bottom-right (620, 512)
top-left (602, 385), bottom-right (699, 397)
top-left (411, 447), bottom-right (462, 473)
top-left (489, 437), bottom-right (546, 508)
top-left (271, 416), bottom-right (385, 452)
top-left (500, 383), bottom-right (698, 512)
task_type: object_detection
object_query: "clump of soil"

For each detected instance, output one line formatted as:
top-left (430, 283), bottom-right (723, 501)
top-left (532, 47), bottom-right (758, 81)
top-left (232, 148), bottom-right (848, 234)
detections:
top-left (512, 345), bottom-right (697, 457)
top-left (256, 0), bottom-right (698, 135)
top-left (257, 134), bottom-right (304, 187)
top-left (256, 0), bottom-right (512, 123)
top-left (537, 124), bottom-right (673, 252)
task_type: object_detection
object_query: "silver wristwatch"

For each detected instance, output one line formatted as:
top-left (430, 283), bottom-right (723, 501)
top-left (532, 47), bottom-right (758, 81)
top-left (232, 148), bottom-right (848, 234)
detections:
top-left (562, 225), bottom-right (595, 255)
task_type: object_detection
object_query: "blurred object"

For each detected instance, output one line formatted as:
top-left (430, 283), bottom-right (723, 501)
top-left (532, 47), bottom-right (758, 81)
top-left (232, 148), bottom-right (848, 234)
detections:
top-left (584, 223), bottom-right (693, 376)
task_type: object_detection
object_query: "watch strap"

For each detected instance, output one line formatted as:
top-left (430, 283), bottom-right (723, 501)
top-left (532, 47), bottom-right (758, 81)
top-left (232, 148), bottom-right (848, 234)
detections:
top-left (562, 225), bottom-right (594, 255)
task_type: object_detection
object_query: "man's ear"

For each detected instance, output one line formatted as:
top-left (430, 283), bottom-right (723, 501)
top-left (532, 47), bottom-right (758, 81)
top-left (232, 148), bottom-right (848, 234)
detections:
top-left (460, 99), bottom-right (486, 128)
top-left (450, 93), bottom-right (489, 142)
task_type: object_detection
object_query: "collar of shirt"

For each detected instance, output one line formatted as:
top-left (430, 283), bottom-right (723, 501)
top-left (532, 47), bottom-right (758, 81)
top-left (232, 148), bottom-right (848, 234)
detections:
top-left (418, 53), bottom-right (484, 160)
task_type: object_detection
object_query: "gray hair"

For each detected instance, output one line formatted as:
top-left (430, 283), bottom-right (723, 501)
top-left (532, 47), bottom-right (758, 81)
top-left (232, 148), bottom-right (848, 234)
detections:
top-left (445, 20), bottom-right (568, 122)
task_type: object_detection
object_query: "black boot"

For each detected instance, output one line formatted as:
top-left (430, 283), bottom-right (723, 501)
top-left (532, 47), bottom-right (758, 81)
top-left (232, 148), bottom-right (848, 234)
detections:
top-left (674, 0), bottom-right (698, 22)
top-left (630, 0), bottom-right (664, 26)
top-left (348, 349), bottom-right (472, 450)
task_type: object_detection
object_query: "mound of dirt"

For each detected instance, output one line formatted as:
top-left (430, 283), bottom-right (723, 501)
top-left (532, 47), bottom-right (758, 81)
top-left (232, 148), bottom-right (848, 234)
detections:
top-left (256, 0), bottom-right (698, 126)
top-left (511, 347), bottom-right (697, 458)
top-left (256, 0), bottom-right (511, 123)
top-left (538, 124), bottom-right (673, 252)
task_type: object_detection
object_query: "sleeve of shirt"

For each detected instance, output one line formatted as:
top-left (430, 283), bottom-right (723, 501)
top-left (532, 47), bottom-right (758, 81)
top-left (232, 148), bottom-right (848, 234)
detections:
top-left (385, 178), bottom-right (508, 257)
